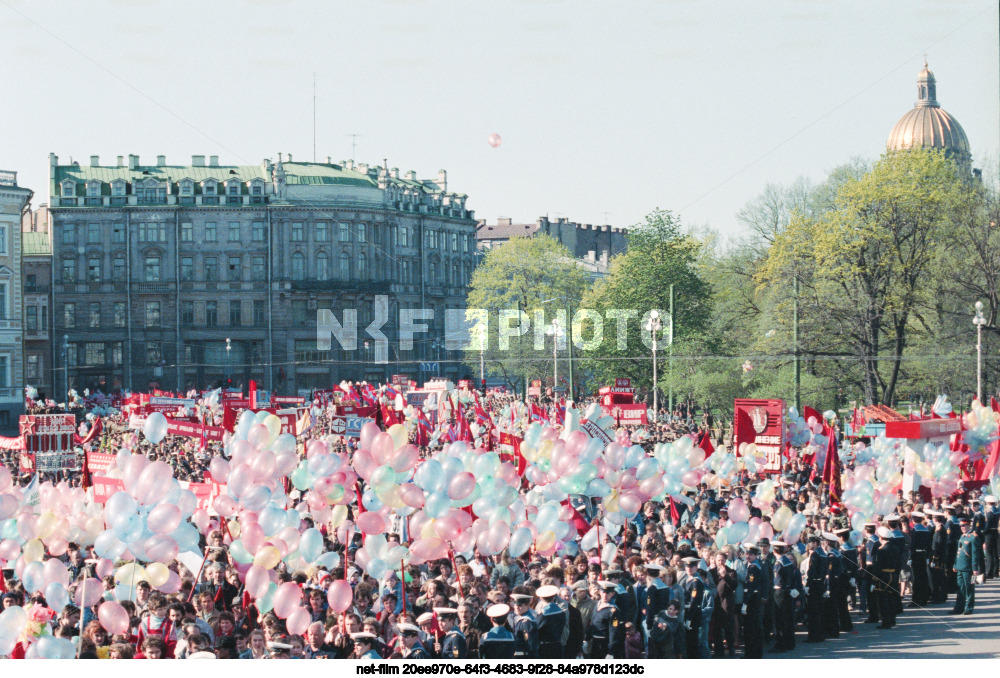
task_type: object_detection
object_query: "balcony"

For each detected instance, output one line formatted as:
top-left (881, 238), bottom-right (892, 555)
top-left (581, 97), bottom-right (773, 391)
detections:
top-left (111, 196), bottom-right (127, 206)
top-left (132, 282), bottom-right (172, 293)
top-left (137, 197), bottom-right (167, 206)
top-left (0, 387), bottom-right (18, 400)
top-left (84, 197), bottom-right (103, 206)
top-left (59, 198), bottom-right (78, 206)
top-left (202, 196), bottom-right (219, 205)
top-left (289, 280), bottom-right (390, 293)
top-left (226, 196), bottom-right (243, 205)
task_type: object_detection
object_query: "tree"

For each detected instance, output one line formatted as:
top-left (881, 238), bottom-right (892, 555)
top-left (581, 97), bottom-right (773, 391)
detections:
top-left (759, 149), bottom-right (972, 404)
top-left (579, 209), bottom-right (711, 395)
top-left (463, 235), bottom-right (590, 394)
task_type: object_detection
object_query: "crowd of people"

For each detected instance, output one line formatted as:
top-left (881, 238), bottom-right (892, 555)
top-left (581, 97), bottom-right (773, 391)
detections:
top-left (0, 384), bottom-right (994, 660)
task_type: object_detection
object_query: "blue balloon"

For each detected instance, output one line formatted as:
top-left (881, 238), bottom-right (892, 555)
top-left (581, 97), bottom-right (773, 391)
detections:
top-left (171, 522), bottom-right (200, 553)
top-left (314, 551), bottom-right (342, 570)
top-left (22, 561), bottom-right (45, 593)
top-left (258, 506), bottom-right (286, 535)
top-left (242, 485), bottom-right (272, 512)
top-left (425, 491), bottom-right (451, 519)
top-left (299, 528), bottom-right (324, 564)
top-left (508, 527), bottom-right (532, 558)
top-left (415, 459), bottom-right (444, 492)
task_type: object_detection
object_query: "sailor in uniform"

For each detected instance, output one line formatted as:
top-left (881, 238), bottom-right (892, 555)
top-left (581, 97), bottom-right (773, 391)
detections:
top-left (478, 604), bottom-right (515, 659)
top-left (434, 607), bottom-right (467, 660)
top-left (398, 623), bottom-right (431, 659)
top-left (534, 585), bottom-right (565, 659)
top-left (770, 541), bottom-right (802, 653)
top-left (952, 516), bottom-right (984, 615)
top-left (909, 511), bottom-right (932, 607)
top-left (587, 580), bottom-right (624, 659)
top-left (510, 592), bottom-right (539, 659)
top-left (351, 632), bottom-right (382, 659)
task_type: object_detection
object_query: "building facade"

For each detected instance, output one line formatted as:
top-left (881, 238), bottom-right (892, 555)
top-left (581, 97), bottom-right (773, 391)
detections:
top-left (476, 216), bottom-right (627, 278)
top-left (22, 204), bottom-right (53, 402)
top-left (0, 171), bottom-right (31, 429)
top-left (48, 153), bottom-right (478, 395)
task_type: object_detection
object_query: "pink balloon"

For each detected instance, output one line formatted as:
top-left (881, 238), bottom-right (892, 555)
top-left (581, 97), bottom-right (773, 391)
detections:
top-left (0, 539), bottom-right (19, 561)
top-left (75, 577), bottom-right (103, 607)
top-left (272, 581), bottom-right (303, 619)
top-left (144, 535), bottom-right (179, 563)
top-left (390, 445), bottom-right (420, 472)
top-left (213, 494), bottom-right (238, 518)
top-left (359, 422), bottom-right (381, 451)
top-left (371, 433), bottom-right (395, 465)
top-left (448, 472), bottom-right (476, 501)
top-left (147, 504), bottom-right (182, 535)
top-left (488, 133), bottom-right (501, 148)
top-left (287, 607), bottom-right (311, 636)
top-left (43, 558), bottom-right (69, 588)
top-left (96, 558), bottom-right (115, 579)
top-left (400, 484), bottom-right (426, 509)
top-left (409, 537), bottom-right (448, 563)
top-left (157, 570), bottom-right (182, 594)
top-left (245, 565), bottom-right (271, 600)
top-left (434, 517), bottom-right (462, 542)
top-left (248, 424), bottom-right (270, 449)
top-left (327, 580), bottom-right (353, 614)
top-left (98, 601), bottom-right (130, 635)
top-left (209, 457), bottom-right (230, 483)
top-left (251, 450), bottom-right (277, 482)
top-left (487, 521), bottom-right (511, 553)
top-left (356, 512), bottom-right (387, 535)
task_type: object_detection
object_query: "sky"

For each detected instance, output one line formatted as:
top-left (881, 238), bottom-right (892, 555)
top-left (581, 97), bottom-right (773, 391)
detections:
top-left (0, 0), bottom-right (997, 241)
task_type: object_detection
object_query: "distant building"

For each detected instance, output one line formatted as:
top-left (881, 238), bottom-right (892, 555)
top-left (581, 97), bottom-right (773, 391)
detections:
top-left (48, 153), bottom-right (478, 394)
top-left (22, 204), bottom-right (52, 402)
top-left (0, 170), bottom-right (32, 429)
top-left (476, 216), bottom-right (627, 278)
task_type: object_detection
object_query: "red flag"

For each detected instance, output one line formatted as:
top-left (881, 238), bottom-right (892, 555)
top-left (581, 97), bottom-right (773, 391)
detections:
top-left (561, 500), bottom-right (591, 536)
top-left (499, 432), bottom-right (527, 476)
top-left (696, 430), bottom-right (715, 459)
top-left (668, 497), bottom-right (680, 524)
top-left (381, 403), bottom-right (400, 428)
top-left (803, 406), bottom-right (823, 425)
top-left (821, 422), bottom-right (842, 501)
top-left (457, 401), bottom-right (474, 442)
top-left (734, 407), bottom-right (756, 452)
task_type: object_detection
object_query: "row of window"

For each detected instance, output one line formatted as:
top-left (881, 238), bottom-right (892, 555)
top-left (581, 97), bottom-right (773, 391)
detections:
top-left (62, 178), bottom-right (263, 199)
top-left (66, 340), bottom-right (268, 369)
top-left (61, 300), bottom-right (268, 329)
top-left (60, 251), bottom-right (474, 284)
top-left (58, 221), bottom-right (474, 252)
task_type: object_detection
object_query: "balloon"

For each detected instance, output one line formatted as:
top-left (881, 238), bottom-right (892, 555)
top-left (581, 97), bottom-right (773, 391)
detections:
top-left (287, 607), bottom-right (311, 636)
top-left (34, 636), bottom-right (76, 659)
top-left (448, 472), bottom-right (476, 501)
top-left (253, 546), bottom-right (281, 570)
top-left (327, 580), bottom-right (353, 614)
top-left (98, 601), bottom-right (130, 635)
top-left (21, 561), bottom-right (45, 593)
top-left (272, 582), bottom-right (303, 619)
top-left (508, 526), bottom-right (533, 558)
top-left (488, 133), bottom-right (502, 148)
top-left (299, 528), bottom-right (324, 564)
top-left (245, 565), bottom-right (271, 599)
top-left (356, 512), bottom-right (387, 535)
top-left (75, 577), bottom-right (103, 607)
top-left (147, 503), bottom-right (182, 534)
top-left (143, 412), bottom-right (169, 444)
top-left (145, 562), bottom-right (170, 588)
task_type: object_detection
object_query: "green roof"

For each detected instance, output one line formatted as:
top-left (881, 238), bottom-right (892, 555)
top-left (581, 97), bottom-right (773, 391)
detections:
top-left (53, 164), bottom-right (267, 194)
top-left (22, 231), bottom-right (50, 256)
top-left (281, 162), bottom-right (442, 193)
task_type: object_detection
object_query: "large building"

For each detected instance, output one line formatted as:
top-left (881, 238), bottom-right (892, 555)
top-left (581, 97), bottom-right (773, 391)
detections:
top-left (0, 171), bottom-right (32, 429)
top-left (887, 61), bottom-right (973, 171)
top-left (476, 216), bottom-right (627, 278)
top-left (22, 204), bottom-right (53, 402)
top-left (49, 153), bottom-right (478, 395)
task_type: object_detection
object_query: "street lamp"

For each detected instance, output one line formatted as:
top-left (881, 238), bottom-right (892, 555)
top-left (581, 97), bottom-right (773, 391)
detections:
top-left (541, 296), bottom-right (581, 401)
top-left (645, 311), bottom-right (662, 419)
top-left (546, 318), bottom-right (562, 395)
top-left (478, 323), bottom-right (486, 387)
top-left (974, 300), bottom-right (986, 403)
top-left (225, 337), bottom-right (231, 386)
top-left (431, 338), bottom-right (442, 376)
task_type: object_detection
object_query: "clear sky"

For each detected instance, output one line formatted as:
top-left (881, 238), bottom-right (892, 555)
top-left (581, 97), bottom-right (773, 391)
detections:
top-left (1, 0), bottom-right (996, 240)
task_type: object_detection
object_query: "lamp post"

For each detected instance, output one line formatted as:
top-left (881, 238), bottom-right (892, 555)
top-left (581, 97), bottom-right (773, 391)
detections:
top-left (546, 318), bottom-right (561, 395)
top-left (541, 296), bottom-right (580, 402)
top-left (225, 337), bottom-right (231, 386)
top-left (478, 323), bottom-right (485, 386)
top-left (645, 311), bottom-right (662, 418)
top-left (974, 300), bottom-right (986, 403)
top-left (432, 338), bottom-right (442, 376)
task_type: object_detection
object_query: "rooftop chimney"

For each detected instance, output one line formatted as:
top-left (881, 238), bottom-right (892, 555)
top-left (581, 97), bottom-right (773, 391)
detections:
top-left (192, 155), bottom-right (205, 167)
top-left (209, 155), bottom-right (219, 167)
top-left (405, 170), bottom-right (417, 181)
top-left (90, 155), bottom-right (99, 167)
top-left (156, 155), bottom-right (166, 166)
top-left (437, 169), bottom-right (447, 191)
top-left (117, 156), bottom-right (124, 167)
top-left (326, 156), bottom-right (332, 164)
top-left (128, 154), bottom-right (139, 170)
top-left (286, 154), bottom-right (292, 162)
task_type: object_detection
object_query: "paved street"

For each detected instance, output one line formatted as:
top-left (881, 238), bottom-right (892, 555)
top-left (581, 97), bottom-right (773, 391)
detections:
top-left (781, 579), bottom-right (1000, 658)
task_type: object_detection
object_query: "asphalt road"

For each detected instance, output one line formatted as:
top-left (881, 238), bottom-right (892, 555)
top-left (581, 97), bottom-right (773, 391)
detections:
top-left (780, 578), bottom-right (1000, 659)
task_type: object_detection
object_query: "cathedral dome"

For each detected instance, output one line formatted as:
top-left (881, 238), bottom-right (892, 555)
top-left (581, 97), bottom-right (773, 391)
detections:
top-left (887, 62), bottom-right (970, 158)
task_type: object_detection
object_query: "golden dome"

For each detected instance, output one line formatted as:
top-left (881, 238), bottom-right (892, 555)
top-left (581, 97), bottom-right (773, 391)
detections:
top-left (886, 62), bottom-right (970, 156)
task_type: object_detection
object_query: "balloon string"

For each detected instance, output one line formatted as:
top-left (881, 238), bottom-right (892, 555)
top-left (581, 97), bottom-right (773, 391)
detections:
top-left (448, 545), bottom-right (463, 599)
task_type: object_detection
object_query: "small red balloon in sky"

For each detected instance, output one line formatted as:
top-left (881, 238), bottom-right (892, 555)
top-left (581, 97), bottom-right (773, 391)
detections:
top-left (488, 133), bottom-right (502, 148)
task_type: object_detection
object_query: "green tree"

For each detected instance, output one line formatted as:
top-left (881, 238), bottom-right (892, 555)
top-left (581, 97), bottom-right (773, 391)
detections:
top-left (463, 235), bottom-right (590, 394)
top-left (579, 209), bottom-right (711, 397)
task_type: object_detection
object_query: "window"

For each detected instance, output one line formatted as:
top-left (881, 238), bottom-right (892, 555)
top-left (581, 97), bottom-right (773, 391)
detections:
top-left (181, 301), bottom-right (194, 325)
top-left (204, 257), bottom-right (218, 281)
top-left (251, 183), bottom-right (262, 196)
top-left (112, 254), bottom-right (126, 282)
top-left (114, 302), bottom-right (126, 327)
top-left (180, 257), bottom-right (193, 281)
top-left (292, 222), bottom-right (304, 242)
top-left (61, 182), bottom-right (75, 198)
top-left (181, 222), bottom-right (193, 241)
top-left (138, 222), bottom-right (166, 242)
top-left (428, 230), bottom-right (437, 249)
top-left (66, 345), bottom-right (77, 369)
top-left (112, 225), bottom-right (125, 243)
top-left (316, 251), bottom-right (329, 281)
top-left (0, 282), bottom-right (6, 320)
top-left (292, 299), bottom-right (308, 323)
top-left (0, 226), bottom-right (9, 255)
top-left (229, 300), bottom-right (242, 326)
top-left (339, 252), bottom-right (350, 280)
top-left (204, 222), bottom-right (217, 242)
top-left (228, 256), bottom-right (241, 281)
top-left (112, 342), bottom-right (123, 366)
top-left (205, 301), bottom-right (217, 327)
top-left (180, 180), bottom-right (193, 196)
top-left (26, 355), bottom-right (39, 380)
top-left (315, 222), bottom-right (328, 241)
top-left (86, 182), bottom-right (100, 198)
top-left (357, 223), bottom-right (366, 242)
top-left (144, 255), bottom-right (160, 282)
top-left (145, 341), bottom-right (162, 365)
top-left (339, 223), bottom-right (350, 242)
top-left (41, 306), bottom-right (47, 330)
top-left (203, 181), bottom-right (217, 196)
top-left (227, 182), bottom-right (239, 196)
top-left (358, 252), bottom-right (367, 279)
top-left (145, 301), bottom-right (161, 328)
top-left (88, 223), bottom-right (100, 243)
top-left (62, 224), bottom-right (76, 246)
top-left (429, 261), bottom-right (437, 282)
top-left (183, 345), bottom-right (193, 364)
top-left (228, 222), bottom-right (240, 241)
top-left (85, 343), bottom-right (105, 367)
top-left (291, 252), bottom-right (305, 280)
top-left (25, 274), bottom-right (36, 291)
top-left (89, 302), bottom-right (101, 328)
top-left (400, 226), bottom-right (408, 247)
top-left (253, 300), bottom-right (265, 325)
top-left (62, 258), bottom-right (76, 283)
top-left (87, 256), bottom-right (101, 282)
top-left (252, 222), bottom-right (266, 242)
top-left (451, 233), bottom-right (458, 251)
top-left (63, 303), bottom-right (75, 328)
top-left (26, 306), bottom-right (37, 331)
top-left (251, 255), bottom-right (266, 281)
top-left (111, 182), bottom-right (125, 198)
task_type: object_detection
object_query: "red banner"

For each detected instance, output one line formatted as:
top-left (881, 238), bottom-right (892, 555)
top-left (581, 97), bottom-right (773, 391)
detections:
top-left (498, 432), bottom-right (527, 476)
top-left (734, 398), bottom-right (785, 474)
top-left (613, 403), bottom-right (648, 426)
top-left (85, 451), bottom-right (116, 476)
top-left (166, 419), bottom-right (225, 444)
top-left (92, 476), bottom-right (125, 503)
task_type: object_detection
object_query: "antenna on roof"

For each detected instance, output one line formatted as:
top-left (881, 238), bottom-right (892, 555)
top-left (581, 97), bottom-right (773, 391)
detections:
top-left (346, 133), bottom-right (361, 161)
top-left (313, 72), bottom-right (317, 163)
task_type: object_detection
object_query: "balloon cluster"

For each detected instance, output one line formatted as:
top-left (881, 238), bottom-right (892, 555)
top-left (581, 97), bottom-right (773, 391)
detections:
top-left (962, 400), bottom-right (998, 462)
